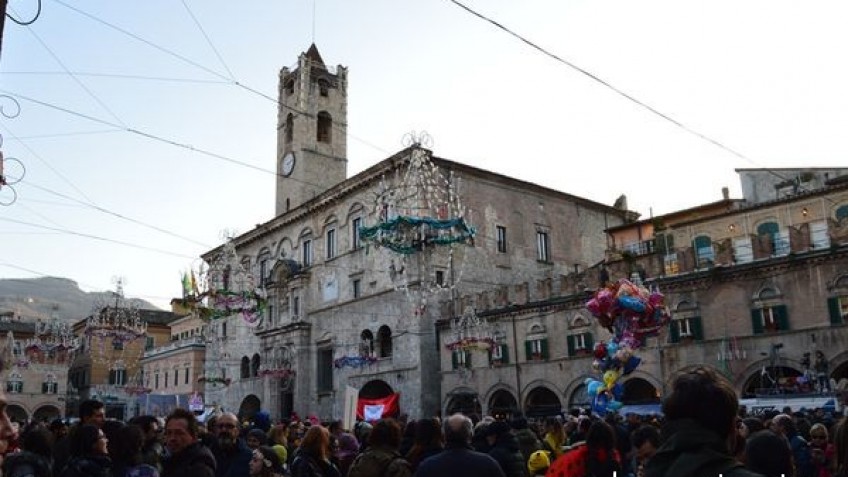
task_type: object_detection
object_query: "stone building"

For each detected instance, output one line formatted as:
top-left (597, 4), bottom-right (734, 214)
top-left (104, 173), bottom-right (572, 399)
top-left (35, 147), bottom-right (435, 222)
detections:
top-left (0, 313), bottom-right (72, 423)
top-left (437, 168), bottom-right (848, 417)
top-left (200, 45), bottom-right (634, 421)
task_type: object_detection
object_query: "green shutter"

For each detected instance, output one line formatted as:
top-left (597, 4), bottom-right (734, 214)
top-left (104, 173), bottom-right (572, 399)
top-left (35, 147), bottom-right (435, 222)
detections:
top-left (541, 339), bottom-right (549, 360)
top-left (692, 316), bottom-right (704, 341)
top-left (465, 351), bottom-right (472, 369)
top-left (501, 345), bottom-right (509, 364)
top-left (525, 340), bottom-right (532, 361)
top-left (828, 297), bottom-right (843, 325)
top-left (567, 335), bottom-right (576, 357)
top-left (586, 333), bottom-right (594, 351)
top-left (669, 320), bottom-right (680, 343)
top-left (775, 305), bottom-right (789, 331)
top-left (751, 309), bottom-right (764, 334)
top-left (452, 350), bottom-right (458, 370)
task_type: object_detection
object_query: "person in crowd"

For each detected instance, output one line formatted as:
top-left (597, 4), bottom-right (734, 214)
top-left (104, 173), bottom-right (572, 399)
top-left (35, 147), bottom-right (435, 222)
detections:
top-left (2, 425), bottom-right (53, 477)
top-left (290, 425), bottom-right (341, 477)
top-left (509, 415), bottom-right (541, 467)
top-left (567, 417), bottom-right (591, 447)
top-left (404, 417), bottom-right (443, 472)
top-left (49, 419), bottom-right (69, 444)
top-left (415, 413), bottom-right (505, 477)
top-left (327, 420), bottom-right (358, 477)
top-left (249, 446), bottom-right (285, 477)
top-left (269, 424), bottom-right (289, 448)
top-left (772, 414), bottom-right (814, 477)
top-left (630, 424), bottom-right (661, 477)
top-left (352, 421), bottom-right (372, 455)
top-left (547, 420), bottom-right (621, 477)
top-left (59, 424), bottom-right (112, 477)
top-left (111, 424), bottom-right (160, 477)
top-left (743, 418), bottom-right (766, 435)
top-left (247, 429), bottom-right (269, 450)
top-left (347, 418), bottom-right (410, 477)
top-left (130, 415), bottom-right (165, 472)
top-left (605, 413), bottom-right (633, 477)
top-left (814, 351), bottom-right (831, 393)
top-left (809, 423), bottom-right (834, 477)
top-left (834, 418), bottom-right (848, 477)
top-left (526, 450), bottom-right (550, 477)
top-left (744, 430), bottom-right (795, 477)
top-left (644, 367), bottom-right (762, 477)
top-left (103, 419), bottom-right (128, 457)
top-left (471, 417), bottom-right (494, 453)
top-left (161, 408), bottom-right (216, 477)
top-left (541, 418), bottom-right (566, 459)
top-left (483, 420), bottom-right (525, 477)
top-left (212, 413), bottom-right (253, 477)
top-left (399, 421), bottom-right (416, 458)
top-left (53, 399), bottom-right (106, 477)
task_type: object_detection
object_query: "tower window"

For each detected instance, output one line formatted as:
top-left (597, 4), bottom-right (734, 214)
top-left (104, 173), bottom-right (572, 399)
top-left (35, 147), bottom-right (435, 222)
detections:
top-left (318, 79), bottom-right (330, 97)
top-left (317, 111), bottom-right (332, 143)
top-left (285, 79), bottom-right (294, 96)
top-left (496, 226), bottom-right (507, 253)
top-left (285, 113), bottom-right (294, 144)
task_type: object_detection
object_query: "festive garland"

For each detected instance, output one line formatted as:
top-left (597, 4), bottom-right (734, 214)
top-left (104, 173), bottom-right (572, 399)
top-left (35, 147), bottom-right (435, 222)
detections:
top-left (13, 358), bottom-right (29, 369)
top-left (124, 385), bottom-right (152, 396)
top-left (445, 337), bottom-right (497, 352)
top-left (259, 369), bottom-right (296, 379)
top-left (198, 376), bottom-right (232, 386)
top-left (333, 355), bottom-right (378, 369)
top-left (359, 216), bottom-right (475, 255)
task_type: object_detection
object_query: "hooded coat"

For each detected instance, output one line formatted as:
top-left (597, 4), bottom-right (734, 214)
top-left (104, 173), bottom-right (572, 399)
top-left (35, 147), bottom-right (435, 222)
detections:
top-left (644, 419), bottom-right (764, 477)
top-left (487, 432), bottom-right (528, 477)
top-left (347, 446), bottom-right (411, 477)
top-left (161, 442), bottom-right (216, 477)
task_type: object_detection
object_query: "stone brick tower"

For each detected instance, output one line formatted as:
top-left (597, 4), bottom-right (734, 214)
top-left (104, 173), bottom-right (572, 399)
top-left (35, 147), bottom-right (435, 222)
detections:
top-left (276, 44), bottom-right (348, 216)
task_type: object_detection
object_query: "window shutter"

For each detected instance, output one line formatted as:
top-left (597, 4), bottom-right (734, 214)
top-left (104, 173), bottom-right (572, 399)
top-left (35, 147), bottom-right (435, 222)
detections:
top-left (501, 345), bottom-right (509, 364)
top-left (828, 297), bottom-right (843, 325)
top-left (541, 339), bottom-right (549, 360)
top-left (751, 309), bottom-right (764, 334)
top-left (525, 341), bottom-right (532, 361)
top-left (669, 320), bottom-right (680, 343)
top-left (465, 351), bottom-right (472, 369)
top-left (692, 316), bottom-right (704, 341)
top-left (585, 332), bottom-right (594, 351)
top-left (567, 335), bottom-right (575, 357)
top-left (452, 350), bottom-right (458, 370)
top-left (42, 382), bottom-right (48, 393)
top-left (775, 305), bottom-right (789, 331)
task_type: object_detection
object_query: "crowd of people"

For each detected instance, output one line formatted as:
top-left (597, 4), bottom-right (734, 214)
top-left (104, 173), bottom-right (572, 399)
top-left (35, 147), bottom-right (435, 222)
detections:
top-left (0, 367), bottom-right (847, 477)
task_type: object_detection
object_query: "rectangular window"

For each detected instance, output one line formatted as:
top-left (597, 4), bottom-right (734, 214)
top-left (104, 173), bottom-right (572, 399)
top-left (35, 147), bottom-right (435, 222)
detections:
top-left (42, 381), bottom-right (58, 394)
top-left (221, 322), bottom-right (227, 337)
top-left (185, 368), bottom-right (190, 385)
top-left (452, 350), bottom-right (472, 370)
top-left (260, 258), bottom-right (269, 287)
top-left (496, 226), bottom-right (507, 253)
top-left (663, 253), bottom-right (679, 275)
top-left (733, 237), bottom-right (753, 264)
top-left (435, 271), bottom-right (445, 286)
top-left (109, 369), bottom-right (126, 386)
top-left (829, 296), bottom-right (848, 325)
top-left (536, 230), bottom-right (550, 262)
top-left (6, 381), bottom-right (22, 393)
top-left (113, 340), bottom-right (124, 351)
top-left (317, 348), bottom-right (333, 392)
top-left (326, 228), bottom-right (336, 259)
top-left (174, 369), bottom-right (179, 385)
top-left (810, 220), bottom-right (830, 250)
top-left (526, 338), bottom-right (549, 360)
top-left (352, 217), bottom-right (362, 250)
top-left (155, 374), bottom-right (159, 389)
top-left (293, 295), bottom-right (300, 317)
top-left (352, 279), bottom-right (361, 299)
top-left (752, 305), bottom-right (789, 334)
top-left (165, 371), bottom-right (169, 388)
top-left (303, 239), bottom-right (312, 266)
top-left (145, 336), bottom-right (154, 350)
top-left (696, 244), bottom-right (715, 267)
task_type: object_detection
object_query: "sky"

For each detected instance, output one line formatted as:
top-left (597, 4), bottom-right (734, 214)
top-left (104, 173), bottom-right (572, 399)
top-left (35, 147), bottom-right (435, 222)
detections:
top-left (1, 0), bottom-right (847, 312)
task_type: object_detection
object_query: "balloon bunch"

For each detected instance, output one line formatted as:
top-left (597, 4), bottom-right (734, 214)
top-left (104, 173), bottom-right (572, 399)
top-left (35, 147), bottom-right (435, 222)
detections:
top-left (584, 278), bottom-right (671, 414)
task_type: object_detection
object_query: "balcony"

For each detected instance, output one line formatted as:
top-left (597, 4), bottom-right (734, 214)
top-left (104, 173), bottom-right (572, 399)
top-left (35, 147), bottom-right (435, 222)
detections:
top-left (143, 336), bottom-right (205, 359)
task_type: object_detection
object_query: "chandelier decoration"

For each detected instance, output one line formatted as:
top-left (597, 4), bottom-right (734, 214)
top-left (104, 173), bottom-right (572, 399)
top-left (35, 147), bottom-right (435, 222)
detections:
top-left (444, 306), bottom-right (496, 352)
top-left (84, 278), bottom-right (147, 363)
top-left (23, 317), bottom-right (80, 366)
top-left (259, 345), bottom-right (297, 387)
top-left (177, 239), bottom-right (268, 326)
top-left (359, 132), bottom-right (475, 310)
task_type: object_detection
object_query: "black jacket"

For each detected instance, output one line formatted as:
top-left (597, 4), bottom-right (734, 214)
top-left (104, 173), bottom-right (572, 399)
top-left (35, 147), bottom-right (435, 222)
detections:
top-left (487, 433), bottom-right (528, 477)
top-left (415, 444), bottom-right (505, 477)
top-left (3, 451), bottom-right (53, 477)
top-left (290, 451), bottom-right (341, 477)
top-left (59, 455), bottom-right (112, 477)
top-left (162, 442), bottom-right (216, 477)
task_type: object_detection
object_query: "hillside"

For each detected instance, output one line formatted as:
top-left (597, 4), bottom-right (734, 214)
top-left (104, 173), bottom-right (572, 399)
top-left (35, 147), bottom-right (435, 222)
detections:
top-left (0, 276), bottom-right (162, 323)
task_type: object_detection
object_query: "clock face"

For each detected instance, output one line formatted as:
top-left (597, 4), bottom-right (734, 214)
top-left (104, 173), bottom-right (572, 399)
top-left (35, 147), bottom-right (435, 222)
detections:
top-left (282, 152), bottom-right (296, 177)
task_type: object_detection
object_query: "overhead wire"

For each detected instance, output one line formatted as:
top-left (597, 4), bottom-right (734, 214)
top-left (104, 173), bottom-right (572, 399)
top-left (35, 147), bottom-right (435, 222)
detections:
top-left (2, 71), bottom-right (230, 84)
top-left (180, 0), bottom-right (236, 81)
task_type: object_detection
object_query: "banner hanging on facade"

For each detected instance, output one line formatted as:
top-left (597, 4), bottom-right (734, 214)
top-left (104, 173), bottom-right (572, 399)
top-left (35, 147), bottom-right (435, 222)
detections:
top-left (356, 393), bottom-right (400, 421)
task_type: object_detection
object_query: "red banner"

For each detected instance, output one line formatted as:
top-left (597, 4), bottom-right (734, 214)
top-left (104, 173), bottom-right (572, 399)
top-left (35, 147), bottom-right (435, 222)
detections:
top-left (357, 393), bottom-right (400, 421)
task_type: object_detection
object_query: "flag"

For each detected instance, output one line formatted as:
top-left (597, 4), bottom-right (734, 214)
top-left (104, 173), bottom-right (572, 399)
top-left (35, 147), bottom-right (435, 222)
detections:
top-left (356, 393), bottom-right (400, 421)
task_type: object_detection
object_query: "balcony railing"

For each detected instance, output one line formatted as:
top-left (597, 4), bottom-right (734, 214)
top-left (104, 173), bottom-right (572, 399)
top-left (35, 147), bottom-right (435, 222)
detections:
top-left (143, 336), bottom-right (205, 358)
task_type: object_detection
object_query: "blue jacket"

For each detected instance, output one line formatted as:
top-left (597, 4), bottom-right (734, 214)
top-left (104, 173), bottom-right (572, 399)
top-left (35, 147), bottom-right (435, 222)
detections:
top-left (415, 444), bottom-right (505, 477)
top-left (212, 439), bottom-right (252, 477)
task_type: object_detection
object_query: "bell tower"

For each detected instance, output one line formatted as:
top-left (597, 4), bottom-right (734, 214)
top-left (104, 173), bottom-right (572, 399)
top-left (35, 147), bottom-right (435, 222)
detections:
top-left (276, 44), bottom-right (348, 216)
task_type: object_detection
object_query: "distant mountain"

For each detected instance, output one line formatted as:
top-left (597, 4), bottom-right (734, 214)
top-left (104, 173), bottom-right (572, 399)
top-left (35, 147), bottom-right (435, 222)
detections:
top-left (0, 276), bottom-right (162, 324)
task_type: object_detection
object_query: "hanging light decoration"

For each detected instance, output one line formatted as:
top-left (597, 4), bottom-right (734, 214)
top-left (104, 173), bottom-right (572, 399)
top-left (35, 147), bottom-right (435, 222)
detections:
top-left (444, 306), bottom-right (497, 352)
top-left (84, 278), bottom-right (147, 363)
top-left (359, 132), bottom-right (475, 310)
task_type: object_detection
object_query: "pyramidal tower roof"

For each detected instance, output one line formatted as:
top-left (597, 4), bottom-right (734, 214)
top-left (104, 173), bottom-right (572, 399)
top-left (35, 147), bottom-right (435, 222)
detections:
top-left (304, 43), bottom-right (326, 70)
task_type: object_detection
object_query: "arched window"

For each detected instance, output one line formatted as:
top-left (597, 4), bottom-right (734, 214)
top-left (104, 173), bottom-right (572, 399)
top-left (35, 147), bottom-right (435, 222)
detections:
top-left (360, 330), bottom-right (374, 357)
top-left (837, 204), bottom-right (848, 222)
top-left (251, 353), bottom-right (261, 377)
top-left (757, 221), bottom-right (789, 256)
top-left (240, 356), bottom-right (251, 379)
top-left (317, 111), bottom-right (332, 143)
top-left (285, 113), bottom-right (294, 144)
top-left (377, 325), bottom-right (392, 358)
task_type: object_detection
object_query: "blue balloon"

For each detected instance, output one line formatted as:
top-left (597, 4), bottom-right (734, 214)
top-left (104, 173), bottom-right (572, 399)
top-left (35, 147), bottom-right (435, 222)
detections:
top-left (618, 295), bottom-right (646, 313)
top-left (608, 399), bottom-right (624, 411)
top-left (611, 382), bottom-right (624, 400)
top-left (623, 356), bottom-right (642, 375)
top-left (587, 379), bottom-right (603, 397)
top-left (606, 341), bottom-right (619, 356)
top-left (592, 392), bottom-right (610, 415)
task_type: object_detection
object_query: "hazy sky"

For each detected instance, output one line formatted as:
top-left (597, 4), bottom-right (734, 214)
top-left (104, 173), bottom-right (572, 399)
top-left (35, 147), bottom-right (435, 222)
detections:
top-left (1, 0), bottom-right (847, 312)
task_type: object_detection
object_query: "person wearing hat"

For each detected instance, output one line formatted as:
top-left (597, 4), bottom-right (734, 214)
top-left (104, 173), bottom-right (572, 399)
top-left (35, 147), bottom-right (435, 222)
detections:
top-left (485, 421), bottom-right (525, 477)
top-left (527, 450), bottom-right (550, 477)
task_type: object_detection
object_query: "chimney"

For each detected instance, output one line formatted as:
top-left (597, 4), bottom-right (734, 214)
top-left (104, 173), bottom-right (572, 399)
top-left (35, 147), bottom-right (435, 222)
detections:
top-left (722, 187), bottom-right (729, 200)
